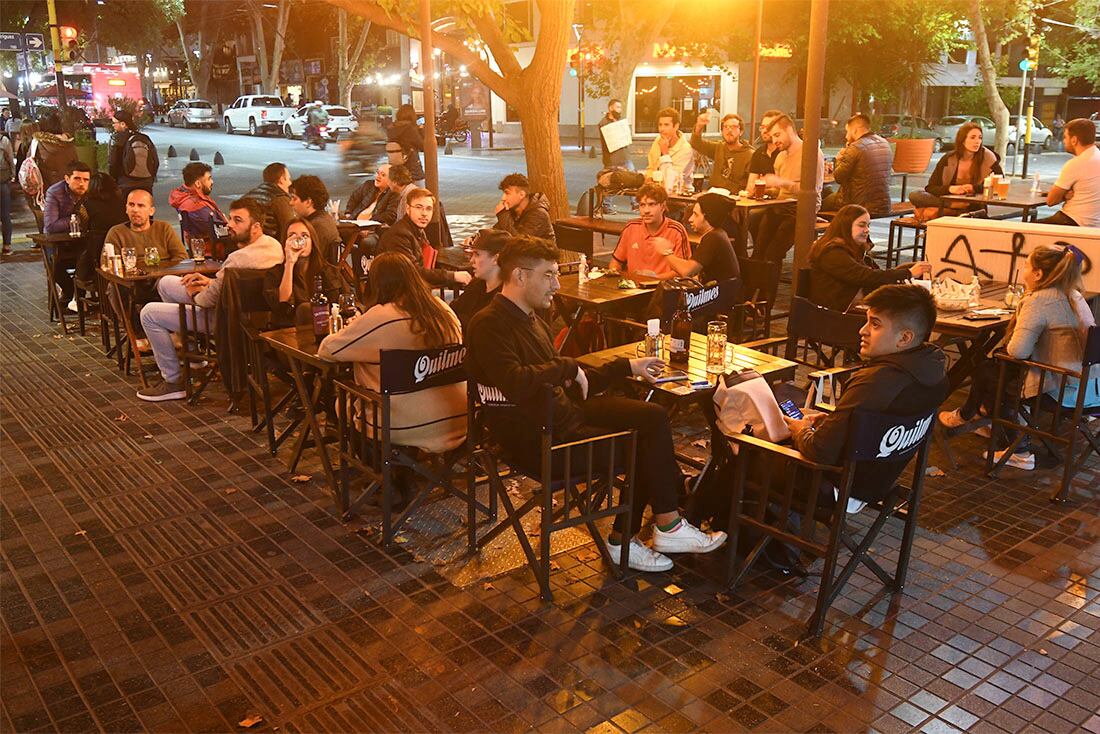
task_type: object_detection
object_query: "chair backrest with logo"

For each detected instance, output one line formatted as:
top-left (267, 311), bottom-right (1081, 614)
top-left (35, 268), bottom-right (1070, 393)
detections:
top-left (660, 277), bottom-right (741, 328)
top-left (846, 409), bottom-right (936, 463)
top-left (784, 296), bottom-right (865, 368)
top-left (379, 344), bottom-right (467, 395)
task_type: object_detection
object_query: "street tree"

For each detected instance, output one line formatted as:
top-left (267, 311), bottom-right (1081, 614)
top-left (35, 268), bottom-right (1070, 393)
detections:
top-left (969, 0), bottom-right (1022, 158)
top-left (97, 0), bottom-right (184, 103)
top-left (248, 0), bottom-right (292, 93)
top-left (1042, 0), bottom-right (1100, 89)
top-left (335, 10), bottom-right (386, 109)
top-left (322, 0), bottom-right (575, 217)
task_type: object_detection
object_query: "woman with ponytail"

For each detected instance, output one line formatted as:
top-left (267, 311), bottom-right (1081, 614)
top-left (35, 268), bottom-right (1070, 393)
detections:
top-left (939, 245), bottom-right (1098, 469)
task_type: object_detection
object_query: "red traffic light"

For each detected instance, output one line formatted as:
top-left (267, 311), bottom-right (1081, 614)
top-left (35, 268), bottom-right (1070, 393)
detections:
top-left (60, 26), bottom-right (78, 41)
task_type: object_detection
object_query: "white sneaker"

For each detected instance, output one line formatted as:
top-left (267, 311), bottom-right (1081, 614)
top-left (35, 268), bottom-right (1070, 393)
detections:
top-left (67, 298), bottom-right (79, 313)
top-left (975, 424), bottom-right (992, 439)
top-left (651, 520), bottom-right (727, 554)
top-left (606, 538), bottom-right (673, 572)
top-left (985, 448), bottom-right (1035, 471)
top-left (938, 409), bottom-right (968, 429)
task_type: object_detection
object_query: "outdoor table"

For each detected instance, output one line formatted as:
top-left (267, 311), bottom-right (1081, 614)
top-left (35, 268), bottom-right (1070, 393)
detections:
top-left (31, 232), bottom-right (87, 335)
top-left (631, 192), bottom-right (798, 257)
top-left (939, 184), bottom-right (1049, 222)
top-left (99, 259), bottom-right (223, 385)
top-left (260, 325), bottom-right (346, 507)
top-left (552, 271), bottom-right (660, 353)
top-left (554, 215), bottom-right (703, 259)
top-left (436, 246), bottom-right (471, 271)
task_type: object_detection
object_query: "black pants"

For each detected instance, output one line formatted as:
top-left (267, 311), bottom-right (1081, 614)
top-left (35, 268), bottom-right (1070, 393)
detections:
top-left (1037, 210), bottom-right (1077, 226)
top-left (960, 359), bottom-right (1027, 451)
top-left (754, 207), bottom-right (796, 263)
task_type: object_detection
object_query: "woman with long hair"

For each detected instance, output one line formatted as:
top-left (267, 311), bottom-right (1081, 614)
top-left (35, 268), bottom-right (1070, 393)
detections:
top-left (387, 103), bottom-right (425, 185)
top-left (262, 216), bottom-right (344, 327)
top-left (909, 122), bottom-right (1002, 222)
top-left (319, 251), bottom-right (465, 468)
top-left (807, 204), bottom-right (930, 311)
top-left (939, 245), bottom-right (1098, 469)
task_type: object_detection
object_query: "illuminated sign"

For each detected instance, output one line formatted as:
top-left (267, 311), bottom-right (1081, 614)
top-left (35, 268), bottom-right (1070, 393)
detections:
top-left (758, 44), bottom-right (793, 58)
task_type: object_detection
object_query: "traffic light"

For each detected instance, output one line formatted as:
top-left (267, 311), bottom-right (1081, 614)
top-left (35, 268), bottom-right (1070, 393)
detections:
top-left (568, 48), bottom-right (580, 77)
top-left (59, 26), bottom-right (80, 61)
top-left (1027, 33), bottom-right (1040, 69)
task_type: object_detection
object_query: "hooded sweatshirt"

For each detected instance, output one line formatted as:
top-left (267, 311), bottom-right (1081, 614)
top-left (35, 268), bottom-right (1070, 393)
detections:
top-left (169, 185), bottom-right (227, 244)
top-left (494, 192), bottom-right (555, 242)
top-left (792, 343), bottom-right (949, 502)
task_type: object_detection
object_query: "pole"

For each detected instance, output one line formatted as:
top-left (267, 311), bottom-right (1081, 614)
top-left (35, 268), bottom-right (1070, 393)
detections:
top-left (793, 0), bottom-right (828, 287)
top-left (750, 0), bottom-right (763, 135)
top-left (578, 66), bottom-right (586, 151)
top-left (1021, 53), bottom-right (1038, 177)
top-left (20, 51), bottom-right (35, 117)
top-left (1011, 67), bottom-right (1027, 176)
top-left (46, 0), bottom-right (68, 110)
top-left (419, 0), bottom-right (439, 194)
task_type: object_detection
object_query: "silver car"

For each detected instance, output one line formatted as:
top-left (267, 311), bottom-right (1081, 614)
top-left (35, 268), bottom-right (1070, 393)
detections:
top-left (167, 99), bottom-right (217, 129)
top-left (932, 115), bottom-right (997, 148)
top-left (283, 105), bottom-right (359, 139)
top-left (1008, 116), bottom-right (1053, 151)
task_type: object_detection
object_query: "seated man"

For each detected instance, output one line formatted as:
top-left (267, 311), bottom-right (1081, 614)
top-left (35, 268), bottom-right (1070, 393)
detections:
top-left (1040, 118), bottom-right (1099, 227)
top-left (690, 110), bottom-right (753, 193)
top-left (105, 189), bottom-right (187, 262)
top-left (245, 162), bottom-right (295, 240)
top-left (389, 164), bottom-right (419, 222)
top-left (754, 114), bottom-right (824, 263)
top-left (783, 284), bottom-right (949, 505)
top-left (137, 198), bottom-right (283, 402)
top-left (376, 187), bottom-right (471, 289)
top-left (645, 107), bottom-right (694, 192)
top-left (494, 172), bottom-right (555, 242)
top-left (169, 161), bottom-right (228, 253)
top-left (451, 228), bottom-right (508, 331)
top-left (43, 160), bottom-right (91, 305)
top-left (821, 113), bottom-right (892, 216)
top-left (466, 236), bottom-right (726, 572)
top-left (289, 174), bottom-right (342, 264)
top-left (345, 163), bottom-right (398, 224)
top-left (609, 183), bottom-right (690, 280)
top-left (660, 193), bottom-right (739, 282)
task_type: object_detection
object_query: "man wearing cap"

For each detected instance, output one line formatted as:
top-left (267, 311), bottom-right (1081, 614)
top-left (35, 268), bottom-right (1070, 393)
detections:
top-left (451, 229), bottom-right (508, 331)
top-left (657, 193), bottom-right (740, 283)
top-left (109, 109), bottom-right (158, 198)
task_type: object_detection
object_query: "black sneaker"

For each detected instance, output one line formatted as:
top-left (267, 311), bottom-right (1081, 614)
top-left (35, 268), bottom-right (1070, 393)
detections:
top-left (137, 381), bottom-right (187, 402)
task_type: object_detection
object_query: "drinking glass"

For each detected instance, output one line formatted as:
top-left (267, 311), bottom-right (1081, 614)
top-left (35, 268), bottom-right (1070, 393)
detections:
top-left (706, 320), bottom-right (728, 374)
top-left (995, 180), bottom-right (1010, 199)
top-left (338, 293), bottom-right (358, 319)
top-left (144, 247), bottom-right (161, 267)
top-left (190, 238), bottom-right (206, 264)
top-left (122, 247), bottom-right (137, 274)
top-left (1004, 283), bottom-right (1025, 310)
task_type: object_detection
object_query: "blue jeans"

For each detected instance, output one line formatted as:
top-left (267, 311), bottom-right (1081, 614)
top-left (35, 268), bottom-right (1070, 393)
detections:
top-left (0, 180), bottom-right (12, 247)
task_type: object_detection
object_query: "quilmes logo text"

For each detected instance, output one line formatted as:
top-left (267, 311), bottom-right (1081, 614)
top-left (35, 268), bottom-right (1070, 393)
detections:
top-left (413, 346), bottom-right (466, 383)
top-left (477, 383), bottom-right (511, 405)
top-left (876, 415), bottom-right (932, 458)
top-left (686, 285), bottom-right (720, 311)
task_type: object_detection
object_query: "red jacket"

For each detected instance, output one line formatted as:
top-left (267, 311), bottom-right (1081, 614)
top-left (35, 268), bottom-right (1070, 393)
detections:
top-left (169, 185), bottom-right (227, 243)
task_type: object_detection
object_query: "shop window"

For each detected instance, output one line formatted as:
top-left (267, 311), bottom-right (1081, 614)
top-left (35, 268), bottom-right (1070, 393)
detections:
top-left (633, 75), bottom-right (721, 134)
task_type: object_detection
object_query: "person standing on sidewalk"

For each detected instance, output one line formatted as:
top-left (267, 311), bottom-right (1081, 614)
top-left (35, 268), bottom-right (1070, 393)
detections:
top-left (1, 133), bottom-right (14, 255)
top-left (108, 109), bottom-right (159, 199)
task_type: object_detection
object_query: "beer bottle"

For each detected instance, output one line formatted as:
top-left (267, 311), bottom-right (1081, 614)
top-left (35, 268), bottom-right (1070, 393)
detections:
top-left (311, 276), bottom-right (330, 341)
top-left (669, 292), bottom-right (692, 367)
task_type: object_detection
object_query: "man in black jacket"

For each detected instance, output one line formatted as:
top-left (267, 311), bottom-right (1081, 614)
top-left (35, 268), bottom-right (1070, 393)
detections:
top-left (245, 162), bottom-right (294, 239)
top-left (345, 164), bottom-right (398, 224)
top-left (466, 236), bottom-right (727, 573)
top-left (108, 109), bottom-right (158, 198)
top-left (376, 187), bottom-right (471, 289)
top-left (783, 284), bottom-right (948, 506)
top-left (493, 173), bottom-right (555, 242)
top-left (821, 114), bottom-right (893, 216)
top-left (289, 175), bottom-right (342, 264)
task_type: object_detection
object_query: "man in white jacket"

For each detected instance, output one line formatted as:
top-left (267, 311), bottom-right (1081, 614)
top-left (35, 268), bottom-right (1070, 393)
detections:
top-left (645, 107), bottom-right (694, 194)
top-left (137, 197), bottom-right (283, 402)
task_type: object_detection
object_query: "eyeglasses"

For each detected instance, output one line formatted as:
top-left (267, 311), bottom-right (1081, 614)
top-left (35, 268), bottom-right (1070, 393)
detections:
top-left (409, 203), bottom-right (434, 213)
top-left (518, 267), bottom-right (560, 283)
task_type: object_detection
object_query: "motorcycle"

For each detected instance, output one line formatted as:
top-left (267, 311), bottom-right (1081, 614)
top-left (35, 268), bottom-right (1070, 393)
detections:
top-left (434, 117), bottom-right (470, 144)
top-left (303, 124), bottom-right (331, 150)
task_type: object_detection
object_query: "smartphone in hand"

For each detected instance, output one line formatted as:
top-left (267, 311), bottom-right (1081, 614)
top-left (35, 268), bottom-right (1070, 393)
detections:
top-left (778, 399), bottom-right (804, 420)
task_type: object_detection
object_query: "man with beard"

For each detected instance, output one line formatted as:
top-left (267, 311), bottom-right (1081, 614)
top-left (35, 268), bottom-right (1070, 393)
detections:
top-left (754, 114), bottom-right (823, 263)
top-left (137, 197), bottom-right (283, 402)
top-left (169, 161), bottom-right (228, 251)
top-left (599, 98), bottom-right (630, 169)
top-left (377, 187), bottom-right (471, 289)
top-left (690, 110), bottom-right (753, 194)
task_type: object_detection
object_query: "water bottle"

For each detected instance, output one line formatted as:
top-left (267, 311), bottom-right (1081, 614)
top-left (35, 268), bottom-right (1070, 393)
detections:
top-left (578, 254), bottom-right (588, 284)
top-left (969, 275), bottom-right (981, 308)
top-left (69, 214), bottom-right (80, 237)
top-left (1030, 173), bottom-right (1041, 194)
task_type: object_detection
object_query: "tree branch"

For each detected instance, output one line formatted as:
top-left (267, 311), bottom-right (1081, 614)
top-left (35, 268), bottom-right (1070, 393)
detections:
top-left (469, 11), bottom-right (522, 80)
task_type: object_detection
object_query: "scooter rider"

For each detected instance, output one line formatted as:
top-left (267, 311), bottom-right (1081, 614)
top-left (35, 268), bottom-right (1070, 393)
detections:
top-left (306, 101), bottom-right (329, 146)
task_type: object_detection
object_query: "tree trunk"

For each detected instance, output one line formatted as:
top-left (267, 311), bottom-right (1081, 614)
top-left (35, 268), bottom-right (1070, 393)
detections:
top-left (518, 100), bottom-right (569, 219)
top-left (266, 0), bottom-right (291, 93)
top-left (176, 19), bottom-right (212, 100)
top-left (970, 0), bottom-right (1010, 159)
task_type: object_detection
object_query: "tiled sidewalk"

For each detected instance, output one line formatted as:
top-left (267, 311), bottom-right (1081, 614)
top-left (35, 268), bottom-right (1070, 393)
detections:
top-left (1, 255), bottom-right (1098, 734)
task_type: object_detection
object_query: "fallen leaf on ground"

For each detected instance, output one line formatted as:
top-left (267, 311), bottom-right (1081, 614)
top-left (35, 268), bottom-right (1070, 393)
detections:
top-left (225, 487), bottom-right (238, 494)
top-left (633, 620), bottom-right (643, 629)
top-left (692, 439), bottom-right (709, 449)
top-left (549, 561), bottom-right (561, 571)
top-left (925, 466), bottom-right (946, 477)
top-left (238, 714), bottom-right (264, 728)
top-left (113, 414), bottom-right (128, 422)
top-left (716, 592), bottom-right (732, 604)
top-left (1039, 648), bottom-right (1048, 655)
top-left (74, 530), bottom-right (87, 537)
top-left (482, 582), bottom-right (494, 591)
top-left (393, 534), bottom-right (409, 544)
top-left (290, 474), bottom-right (311, 483)
top-left (142, 434), bottom-right (153, 440)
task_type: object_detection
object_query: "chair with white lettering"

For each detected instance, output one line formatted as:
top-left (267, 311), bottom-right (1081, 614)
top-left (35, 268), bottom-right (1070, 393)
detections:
top-left (659, 278), bottom-right (741, 334)
top-left (335, 344), bottom-right (490, 550)
top-left (468, 382), bottom-right (636, 602)
top-left (723, 405), bottom-right (935, 638)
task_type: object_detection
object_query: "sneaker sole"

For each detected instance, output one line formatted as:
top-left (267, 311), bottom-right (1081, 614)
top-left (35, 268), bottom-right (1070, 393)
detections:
top-left (653, 533), bottom-right (728, 555)
top-left (137, 390), bottom-right (187, 402)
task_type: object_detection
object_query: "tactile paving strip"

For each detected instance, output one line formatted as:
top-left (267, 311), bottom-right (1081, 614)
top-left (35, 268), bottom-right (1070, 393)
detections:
top-left (151, 545), bottom-right (278, 609)
top-left (186, 584), bottom-right (328, 660)
top-left (112, 511), bottom-right (239, 561)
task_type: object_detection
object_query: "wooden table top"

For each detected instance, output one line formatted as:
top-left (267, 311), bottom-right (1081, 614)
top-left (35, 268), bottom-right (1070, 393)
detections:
top-left (261, 325), bottom-right (333, 370)
top-left (554, 271), bottom-right (661, 307)
top-left (555, 215), bottom-right (705, 245)
top-left (30, 232), bottom-right (86, 247)
top-left (579, 334), bottom-right (798, 397)
top-left (98, 259), bottom-right (223, 285)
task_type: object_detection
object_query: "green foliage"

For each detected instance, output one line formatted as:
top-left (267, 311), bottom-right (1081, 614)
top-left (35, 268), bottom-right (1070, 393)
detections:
top-left (1042, 0), bottom-right (1100, 87)
top-left (950, 82), bottom-right (1021, 116)
top-left (97, 0), bottom-right (183, 54)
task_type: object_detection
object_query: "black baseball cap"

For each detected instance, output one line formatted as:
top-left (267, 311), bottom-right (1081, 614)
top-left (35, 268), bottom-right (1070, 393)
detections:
top-left (467, 228), bottom-right (509, 254)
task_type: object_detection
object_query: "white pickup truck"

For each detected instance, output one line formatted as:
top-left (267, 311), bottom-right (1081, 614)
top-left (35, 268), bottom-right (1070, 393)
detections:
top-left (223, 95), bottom-right (294, 136)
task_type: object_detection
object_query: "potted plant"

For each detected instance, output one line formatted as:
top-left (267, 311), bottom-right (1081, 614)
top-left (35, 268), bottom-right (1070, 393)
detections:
top-left (73, 127), bottom-right (99, 170)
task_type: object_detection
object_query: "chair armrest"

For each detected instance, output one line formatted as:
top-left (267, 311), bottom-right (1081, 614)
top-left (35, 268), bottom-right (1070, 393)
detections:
top-left (807, 365), bottom-right (861, 381)
top-left (727, 431), bottom-right (842, 472)
top-left (992, 350), bottom-right (1083, 379)
top-left (334, 378), bottom-right (383, 406)
top-left (740, 336), bottom-right (786, 354)
top-left (551, 429), bottom-right (634, 453)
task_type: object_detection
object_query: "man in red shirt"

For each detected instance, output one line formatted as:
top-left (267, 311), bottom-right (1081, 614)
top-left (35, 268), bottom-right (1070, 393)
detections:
top-left (609, 183), bottom-right (690, 279)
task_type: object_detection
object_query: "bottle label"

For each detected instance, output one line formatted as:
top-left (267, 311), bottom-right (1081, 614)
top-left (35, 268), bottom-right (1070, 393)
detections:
top-left (670, 338), bottom-right (685, 351)
top-left (312, 305), bottom-right (329, 337)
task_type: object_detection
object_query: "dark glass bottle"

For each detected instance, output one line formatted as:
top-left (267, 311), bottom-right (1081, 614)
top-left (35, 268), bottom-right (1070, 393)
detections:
top-left (669, 292), bottom-right (692, 367)
top-left (310, 275), bottom-right (329, 341)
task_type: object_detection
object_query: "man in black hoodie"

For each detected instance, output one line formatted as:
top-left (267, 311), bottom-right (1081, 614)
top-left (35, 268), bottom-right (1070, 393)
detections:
top-left (783, 283), bottom-right (948, 504)
top-left (494, 173), bottom-right (555, 243)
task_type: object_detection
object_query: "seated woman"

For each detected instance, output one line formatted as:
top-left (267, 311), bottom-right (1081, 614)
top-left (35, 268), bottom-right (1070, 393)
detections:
top-left (807, 204), bottom-right (930, 312)
top-left (318, 252), bottom-right (466, 501)
top-left (939, 245), bottom-right (1098, 470)
top-left (451, 228), bottom-right (507, 332)
top-left (262, 217), bottom-right (344, 327)
top-left (909, 122), bottom-right (1002, 222)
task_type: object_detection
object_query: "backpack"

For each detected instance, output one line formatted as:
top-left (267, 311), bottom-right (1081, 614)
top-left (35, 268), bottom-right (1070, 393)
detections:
top-left (386, 140), bottom-right (408, 166)
top-left (18, 138), bottom-right (44, 205)
top-left (123, 132), bottom-right (159, 180)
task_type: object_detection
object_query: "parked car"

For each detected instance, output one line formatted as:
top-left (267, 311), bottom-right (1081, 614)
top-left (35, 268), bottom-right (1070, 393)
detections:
top-left (1008, 116), bottom-right (1053, 151)
top-left (283, 104), bottom-right (359, 139)
top-left (223, 95), bottom-right (294, 136)
top-left (1091, 112), bottom-right (1100, 137)
top-left (793, 117), bottom-right (847, 146)
top-left (932, 115), bottom-right (997, 147)
top-left (167, 99), bottom-right (217, 129)
top-left (878, 114), bottom-right (945, 151)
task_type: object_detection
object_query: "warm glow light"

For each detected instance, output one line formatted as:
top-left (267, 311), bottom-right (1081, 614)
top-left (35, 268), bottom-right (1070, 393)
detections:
top-left (758, 44), bottom-right (793, 59)
top-left (108, 79), bottom-right (126, 86)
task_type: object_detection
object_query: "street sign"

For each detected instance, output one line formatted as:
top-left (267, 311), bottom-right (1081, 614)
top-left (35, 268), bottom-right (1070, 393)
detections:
top-left (0, 32), bottom-right (23, 51)
top-left (25, 33), bottom-right (45, 51)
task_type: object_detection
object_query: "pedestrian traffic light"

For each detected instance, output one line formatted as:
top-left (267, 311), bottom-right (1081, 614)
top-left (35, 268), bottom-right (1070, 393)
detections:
top-left (59, 26), bottom-right (80, 61)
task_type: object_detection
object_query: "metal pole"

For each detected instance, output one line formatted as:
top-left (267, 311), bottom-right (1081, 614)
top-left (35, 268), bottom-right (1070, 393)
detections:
top-left (750, 0), bottom-right (763, 135)
top-left (419, 0), bottom-right (439, 194)
top-left (793, 0), bottom-right (828, 285)
top-left (578, 65), bottom-right (586, 151)
top-left (1022, 55), bottom-right (1037, 177)
top-left (1011, 66), bottom-right (1027, 176)
top-left (46, 0), bottom-right (68, 110)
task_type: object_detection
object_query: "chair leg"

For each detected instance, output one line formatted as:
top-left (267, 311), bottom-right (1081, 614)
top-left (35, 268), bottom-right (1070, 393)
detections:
top-left (539, 485), bottom-right (553, 602)
top-left (1054, 429), bottom-right (1076, 503)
